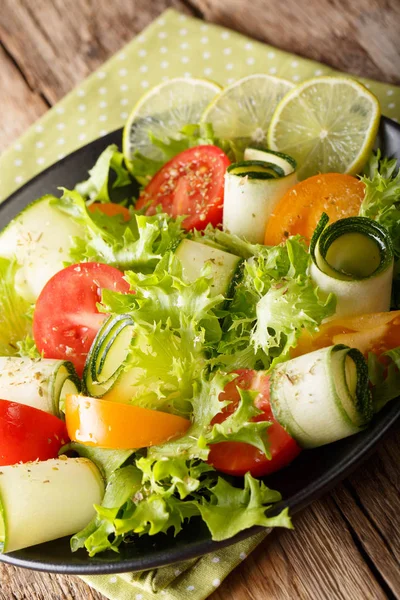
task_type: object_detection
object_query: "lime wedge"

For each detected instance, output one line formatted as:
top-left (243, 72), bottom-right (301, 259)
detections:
top-left (267, 76), bottom-right (381, 180)
top-left (201, 74), bottom-right (294, 151)
top-left (123, 78), bottom-right (221, 167)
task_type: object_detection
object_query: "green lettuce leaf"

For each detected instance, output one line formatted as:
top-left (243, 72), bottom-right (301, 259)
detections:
top-left (359, 150), bottom-right (400, 257)
top-left (55, 189), bottom-right (186, 271)
top-left (359, 151), bottom-right (400, 308)
top-left (71, 465), bottom-right (143, 556)
top-left (16, 334), bottom-right (41, 359)
top-left (217, 236), bottom-right (335, 371)
top-left (196, 473), bottom-right (292, 541)
top-left (123, 252), bottom-right (223, 343)
top-left (75, 144), bottom-right (133, 203)
top-left (0, 258), bottom-right (33, 355)
top-left (369, 348), bottom-right (400, 412)
top-left (72, 456), bottom-right (290, 556)
top-left (117, 320), bottom-right (206, 416)
top-left (99, 251), bottom-right (229, 416)
top-left (150, 371), bottom-right (270, 461)
top-left (200, 388), bottom-right (271, 456)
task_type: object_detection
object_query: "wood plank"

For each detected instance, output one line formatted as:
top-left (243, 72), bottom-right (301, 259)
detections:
top-left (0, 0), bottom-right (191, 110)
top-left (191, 0), bottom-right (400, 84)
top-left (211, 496), bottom-right (386, 600)
top-left (0, 563), bottom-right (104, 600)
top-left (0, 43), bottom-right (48, 152)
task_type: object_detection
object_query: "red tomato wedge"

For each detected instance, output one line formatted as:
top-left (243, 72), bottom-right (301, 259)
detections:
top-left (33, 262), bottom-right (131, 376)
top-left (135, 145), bottom-right (231, 230)
top-left (65, 395), bottom-right (191, 449)
top-left (0, 400), bottom-right (69, 466)
top-left (88, 202), bottom-right (131, 222)
top-left (208, 370), bottom-right (301, 477)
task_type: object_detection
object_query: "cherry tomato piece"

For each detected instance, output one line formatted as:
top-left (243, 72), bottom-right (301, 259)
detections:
top-left (208, 370), bottom-right (301, 477)
top-left (0, 400), bottom-right (69, 466)
top-left (135, 145), bottom-right (231, 230)
top-left (33, 262), bottom-right (131, 376)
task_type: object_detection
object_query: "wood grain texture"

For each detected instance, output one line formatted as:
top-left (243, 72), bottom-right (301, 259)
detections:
top-left (191, 0), bottom-right (400, 84)
top-left (0, 1), bottom-right (400, 599)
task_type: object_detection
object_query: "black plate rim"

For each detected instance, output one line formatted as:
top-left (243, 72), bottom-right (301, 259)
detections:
top-left (0, 116), bottom-right (400, 575)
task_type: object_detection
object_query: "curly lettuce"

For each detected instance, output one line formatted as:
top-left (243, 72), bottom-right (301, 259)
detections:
top-left (359, 151), bottom-right (400, 308)
top-left (75, 144), bottom-right (134, 203)
top-left (71, 455), bottom-right (290, 556)
top-left (215, 236), bottom-right (336, 370)
top-left (54, 189), bottom-right (187, 271)
top-left (0, 258), bottom-right (33, 355)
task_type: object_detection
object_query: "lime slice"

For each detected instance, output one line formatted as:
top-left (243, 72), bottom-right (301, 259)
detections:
top-left (201, 74), bottom-right (294, 151)
top-left (123, 78), bottom-right (221, 166)
top-left (267, 76), bottom-right (381, 180)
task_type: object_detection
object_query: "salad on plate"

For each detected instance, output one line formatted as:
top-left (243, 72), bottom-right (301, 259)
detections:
top-left (0, 73), bottom-right (400, 558)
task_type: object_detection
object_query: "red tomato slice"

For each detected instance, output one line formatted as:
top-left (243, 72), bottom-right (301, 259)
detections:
top-left (208, 370), bottom-right (301, 477)
top-left (135, 145), bottom-right (231, 230)
top-left (0, 400), bottom-right (69, 466)
top-left (33, 262), bottom-right (131, 376)
top-left (88, 202), bottom-right (131, 222)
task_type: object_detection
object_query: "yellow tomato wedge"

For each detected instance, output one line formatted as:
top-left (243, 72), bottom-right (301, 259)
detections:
top-left (292, 311), bottom-right (400, 359)
top-left (264, 173), bottom-right (365, 246)
top-left (65, 395), bottom-right (190, 449)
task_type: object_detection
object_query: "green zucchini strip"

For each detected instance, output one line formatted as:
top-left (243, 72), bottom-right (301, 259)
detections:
top-left (175, 239), bottom-right (243, 298)
top-left (83, 314), bottom-right (135, 398)
top-left (223, 158), bottom-right (297, 244)
top-left (0, 457), bottom-right (104, 553)
top-left (244, 147), bottom-right (297, 175)
top-left (0, 357), bottom-right (80, 417)
top-left (310, 214), bottom-right (394, 318)
top-left (269, 344), bottom-right (372, 448)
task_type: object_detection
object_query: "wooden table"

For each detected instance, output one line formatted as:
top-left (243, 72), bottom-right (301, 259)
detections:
top-left (0, 1), bottom-right (400, 598)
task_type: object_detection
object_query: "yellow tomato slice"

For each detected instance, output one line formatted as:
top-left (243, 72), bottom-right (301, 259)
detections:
top-left (65, 395), bottom-right (190, 449)
top-left (264, 173), bottom-right (365, 246)
top-left (292, 311), bottom-right (400, 358)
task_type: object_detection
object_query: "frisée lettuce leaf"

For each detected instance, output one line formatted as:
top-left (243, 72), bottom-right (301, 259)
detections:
top-left (359, 151), bottom-right (400, 308)
top-left (149, 371), bottom-right (270, 462)
top-left (75, 144), bottom-right (134, 203)
top-left (215, 236), bottom-right (336, 371)
top-left (55, 189), bottom-right (186, 271)
top-left (368, 347), bottom-right (400, 412)
top-left (0, 257), bottom-right (33, 355)
top-left (71, 455), bottom-right (290, 556)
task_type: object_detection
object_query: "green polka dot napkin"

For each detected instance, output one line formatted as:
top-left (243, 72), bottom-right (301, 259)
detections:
top-left (80, 531), bottom-right (267, 600)
top-left (1, 8), bottom-right (400, 600)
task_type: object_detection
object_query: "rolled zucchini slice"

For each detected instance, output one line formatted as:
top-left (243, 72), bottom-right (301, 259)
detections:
top-left (0, 195), bottom-right (84, 302)
top-left (269, 344), bottom-right (372, 448)
top-left (83, 314), bottom-right (135, 398)
top-left (0, 357), bottom-right (80, 417)
top-left (0, 457), bottom-right (104, 553)
top-left (223, 159), bottom-right (297, 243)
top-left (243, 147), bottom-right (296, 176)
top-left (310, 214), bottom-right (394, 318)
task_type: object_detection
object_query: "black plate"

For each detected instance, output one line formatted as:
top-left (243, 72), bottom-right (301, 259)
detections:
top-left (1, 117), bottom-right (400, 575)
